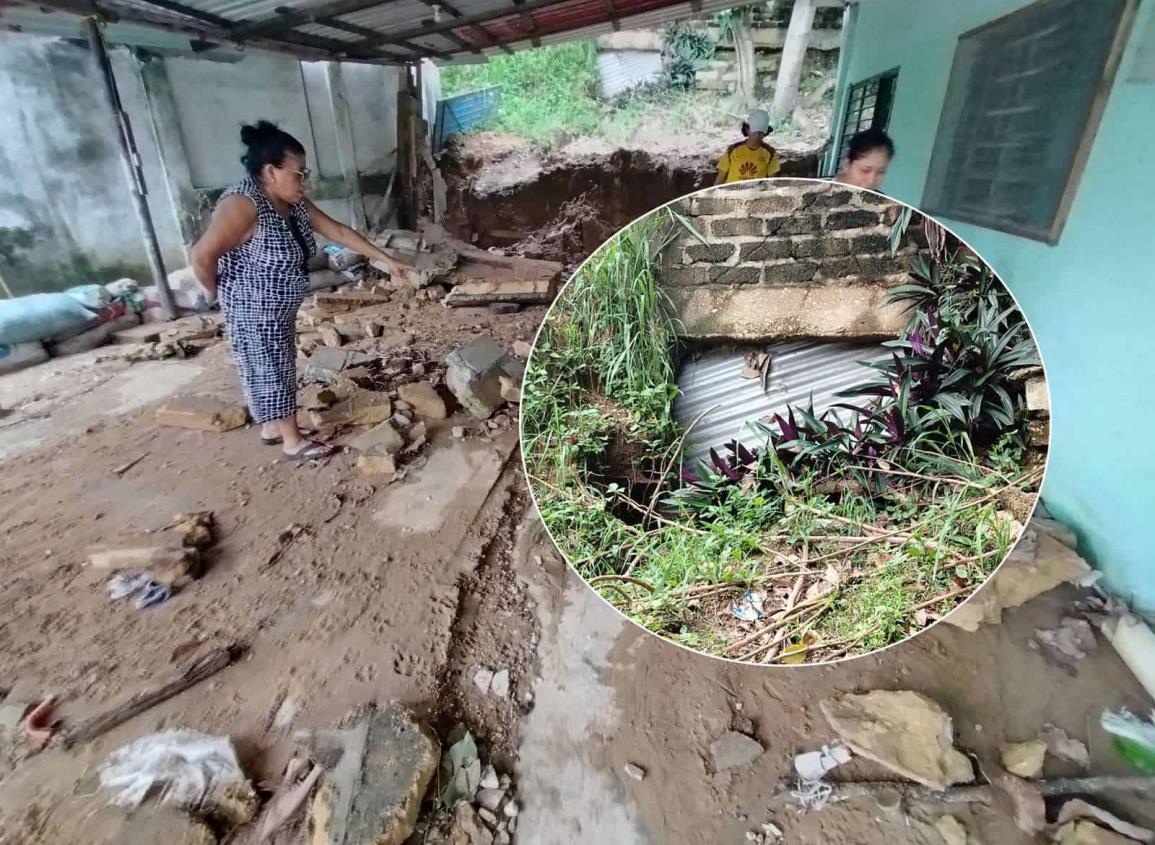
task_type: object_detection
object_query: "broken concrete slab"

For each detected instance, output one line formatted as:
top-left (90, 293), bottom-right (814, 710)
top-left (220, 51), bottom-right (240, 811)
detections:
top-left (820, 691), bottom-right (973, 789)
top-left (357, 453), bottom-right (397, 476)
top-left (314, 289), bottom-right (392, 313)
top-left (349, 421), bottom-right (405, 455)
top-left (498, 376), bottom-right (520, 404)
top-left (156, 400), bottom-right (249, 432)
top-left (398, 382), bottom-right (448, 419)
top-left (299, 384), bottom-right (339, 411)
top-left (445, 279), bottom-right (553, 307)
top-left (303, 703), bottom-right (439, 845)
top-left (445, 340), bottom-right (520, 419)
top-left (943, 528), bottom-right (1094, 632)
top-left (992, 769), bottom-right (1046, 836)
top-left (709, 731), bottom-right (764, 771)
top-left (1001, 740), bottom-right (1047, 778)
top-left (307, 391), bottom-right (392, 428)
top-left (303, 348), bottom-right (376, 384)
top-left (318, 325), bottom-right (346, 348)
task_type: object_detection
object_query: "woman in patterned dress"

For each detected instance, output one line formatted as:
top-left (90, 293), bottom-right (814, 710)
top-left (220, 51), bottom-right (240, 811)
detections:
top-left (190, 121), bottom-right (402, 461)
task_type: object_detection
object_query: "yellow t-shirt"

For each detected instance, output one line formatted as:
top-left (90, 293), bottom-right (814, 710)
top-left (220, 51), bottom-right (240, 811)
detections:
top-left (717, 142), bottom-right (781, 183)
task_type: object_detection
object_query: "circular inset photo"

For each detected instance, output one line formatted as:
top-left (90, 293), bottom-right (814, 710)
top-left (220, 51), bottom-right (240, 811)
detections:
top-left (520, 178), bottom-right (1048, 665)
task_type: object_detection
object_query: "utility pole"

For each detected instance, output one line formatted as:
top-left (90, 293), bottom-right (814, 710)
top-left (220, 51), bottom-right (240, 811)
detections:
top-left (85, 17), bottom-right (177, 320)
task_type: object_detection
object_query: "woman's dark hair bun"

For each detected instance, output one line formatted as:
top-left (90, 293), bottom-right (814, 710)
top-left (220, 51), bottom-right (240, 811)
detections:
top-left (240, 120), bottom-right (306, 177)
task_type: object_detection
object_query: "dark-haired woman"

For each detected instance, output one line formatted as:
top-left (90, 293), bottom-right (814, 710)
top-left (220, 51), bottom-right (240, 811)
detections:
top-left (835, 128), bottom-right (894, 192)
top-left (191, 121), bottom-right (401, 461)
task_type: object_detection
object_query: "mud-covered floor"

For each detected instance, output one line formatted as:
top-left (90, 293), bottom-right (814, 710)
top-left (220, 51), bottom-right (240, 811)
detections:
top-left (1, 195), bottom-right (1152, 843)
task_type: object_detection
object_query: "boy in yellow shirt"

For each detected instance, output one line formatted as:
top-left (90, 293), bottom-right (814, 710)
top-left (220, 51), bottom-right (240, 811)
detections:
top-left (715, 108), bottom-right (781, 184)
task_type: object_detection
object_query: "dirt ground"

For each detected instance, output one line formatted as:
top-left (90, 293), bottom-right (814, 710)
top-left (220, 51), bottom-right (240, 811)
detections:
top-left (440, 131), bottom-right (826, 268)
top-left (1, 162), bottom-right (1152, 842)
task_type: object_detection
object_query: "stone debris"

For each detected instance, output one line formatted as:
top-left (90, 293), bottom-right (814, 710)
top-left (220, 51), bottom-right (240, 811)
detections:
top-left (424, 735), bottom-right (522, 845)
top-left (357, 453), bottom-right (397, 477)
top-left (302, 703), bottom-right (438, 845)
top-left (624, 762), bottom-right (646, 782)
top-left (512, 341), bottom-right (532, 359)
top-left (498, 375), bottom-right (521, 404)
top-left (1026, 377), bottom-right (1050, 413)
top-left (820, 691), bottom-right (973, 789)
top-left (307, 390), bottom-right (392, 428)
top-left (934, 815), bottom-right (969, 845)
top-left (1041, 725), bottom-right (1090, 768)
top-left (1000, 739), bottom-right (1047, 778)
top-left (299, 384), bottom-right (339, 411)
top-left (709, 730), bottom-right (765, 772)
top-left (1053, 820), bottom-right (1147, 845)
top-left (1055, 799), bottom-right (1154, 843)
top-left (446, 340), bottom-right (522, 419)
top-left (156, 400), bottom-right (249, 432)
top-left (398, 381), bottom-right (448, 419)
top-left (303, 348), bottom-right (376, 384)
top-left (992, 769), bottom-right (1046, 836)
top-left (1031, 617), bottom-right (1098, 674)
top-left (349, 421), bottom-right (405, 456)
top-left (943, 526), bottom-right (1094, 631)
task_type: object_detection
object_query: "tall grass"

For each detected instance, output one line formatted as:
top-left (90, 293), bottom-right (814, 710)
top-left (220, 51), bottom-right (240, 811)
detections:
top-left (440, 42), bottom-right (603, 139)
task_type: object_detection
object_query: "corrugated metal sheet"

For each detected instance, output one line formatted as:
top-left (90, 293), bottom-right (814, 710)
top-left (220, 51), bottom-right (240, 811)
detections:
top-left (2, 0), bottom-right (765, 62)
top-left (597, 49), bottom-right (663, 98)
top-left (432, 85), bottom-right (501, 149)
top-left (673, 341), bottom-right (892, 465)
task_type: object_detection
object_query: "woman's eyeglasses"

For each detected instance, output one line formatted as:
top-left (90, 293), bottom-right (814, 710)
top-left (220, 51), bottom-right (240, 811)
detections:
top-left (280, 166), bottom-right (311, 182)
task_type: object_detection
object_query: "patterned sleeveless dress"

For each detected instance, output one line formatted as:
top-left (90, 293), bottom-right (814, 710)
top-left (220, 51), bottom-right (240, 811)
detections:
top-left (216, 177), bottom-right (316, 424)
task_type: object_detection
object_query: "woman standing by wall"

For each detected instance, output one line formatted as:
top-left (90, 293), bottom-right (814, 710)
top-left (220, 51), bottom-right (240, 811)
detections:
top-left (191, 121), bottom-right (401, 461)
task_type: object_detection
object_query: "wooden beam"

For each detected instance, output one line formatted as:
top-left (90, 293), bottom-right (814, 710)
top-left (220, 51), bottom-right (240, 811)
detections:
top-left (229, 0), bottom-right (398, 40)
top-left (601, 0), bottom-right (621, 31)
top-left (510, 0), bottom-right (540, 48)
top-left (429, 1), bottom-right (488, 56)
top-left (132, 0), bottom-right (232, 27)
top-left (318, 16), bottom-right (445, 59)
top-left (353, 0), bottom-right (577, 51)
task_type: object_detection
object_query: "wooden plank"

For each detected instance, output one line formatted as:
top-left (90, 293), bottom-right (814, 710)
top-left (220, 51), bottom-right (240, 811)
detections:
top-left (62, 645), bottom-right (240, 746)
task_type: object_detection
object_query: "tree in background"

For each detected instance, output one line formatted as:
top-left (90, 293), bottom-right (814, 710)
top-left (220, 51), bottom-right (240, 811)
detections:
top-left (771, 0), bottom-right (816, 119)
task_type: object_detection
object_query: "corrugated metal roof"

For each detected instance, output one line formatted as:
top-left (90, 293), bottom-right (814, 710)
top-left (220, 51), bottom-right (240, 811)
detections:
top-left (673, 341), bottom-right (892, 465)
top-left (0, 0), bottom-right (767, 62)
top-left (597, 49), bottom-right (662, 97)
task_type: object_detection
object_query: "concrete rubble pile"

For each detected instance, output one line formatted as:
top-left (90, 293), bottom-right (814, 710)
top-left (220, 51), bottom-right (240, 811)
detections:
top-left (364, 226), bottom-right (564, 308)
top-left (293, 234), bottom-right (531, 479)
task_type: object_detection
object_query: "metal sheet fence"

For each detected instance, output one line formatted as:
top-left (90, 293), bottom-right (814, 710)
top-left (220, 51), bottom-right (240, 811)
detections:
top-left (432, 85), bottom-right (501, 151)
top-left (673, 341), bottom-right (892, 465)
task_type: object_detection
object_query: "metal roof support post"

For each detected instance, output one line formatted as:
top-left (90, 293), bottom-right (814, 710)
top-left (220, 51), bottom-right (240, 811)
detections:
top-left (85, 17), bottom-right (177, 320)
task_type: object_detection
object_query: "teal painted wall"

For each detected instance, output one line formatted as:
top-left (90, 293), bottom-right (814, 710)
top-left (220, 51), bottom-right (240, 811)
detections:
top-left (840, 0), bottom-right (1155, 610)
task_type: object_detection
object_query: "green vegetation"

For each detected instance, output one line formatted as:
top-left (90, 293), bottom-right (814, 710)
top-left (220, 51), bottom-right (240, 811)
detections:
top-left (522, 207), bottom-right (1044, 664)
top-left (439, 39), bottom-right (738, 146)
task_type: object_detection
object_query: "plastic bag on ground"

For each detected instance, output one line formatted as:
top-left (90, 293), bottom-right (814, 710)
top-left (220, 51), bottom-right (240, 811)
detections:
top-left (99, 730), bottom-right (254, 820)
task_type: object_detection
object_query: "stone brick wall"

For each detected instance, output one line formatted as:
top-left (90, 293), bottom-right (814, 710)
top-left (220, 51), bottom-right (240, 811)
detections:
top-left (662, 181), bottom-right (915, 342)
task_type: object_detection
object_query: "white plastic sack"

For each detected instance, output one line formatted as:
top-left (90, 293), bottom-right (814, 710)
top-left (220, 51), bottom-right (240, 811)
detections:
top-left (99, 730), bottom-right (249, 811)
top-left (0, 293), bottom-right (97, 345)
top-left (65, 284), bottom-right (112, 311)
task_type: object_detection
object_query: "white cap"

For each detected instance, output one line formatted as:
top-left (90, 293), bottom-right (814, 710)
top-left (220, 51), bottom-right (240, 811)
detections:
top-left (746, 108), bottom-right (771, 134)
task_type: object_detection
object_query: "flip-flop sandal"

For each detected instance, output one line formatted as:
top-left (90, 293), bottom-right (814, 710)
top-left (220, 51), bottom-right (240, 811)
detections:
top-left (262, 428), bottom-right (317, 446)
top-left (284, 440), bottom-right (336, 463)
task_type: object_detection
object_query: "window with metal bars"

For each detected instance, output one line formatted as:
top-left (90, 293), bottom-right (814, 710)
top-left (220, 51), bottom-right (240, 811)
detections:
top-left (922, 0), bottom-right (1136, 243)
top-left (826, 68), bottom-right (898, 176)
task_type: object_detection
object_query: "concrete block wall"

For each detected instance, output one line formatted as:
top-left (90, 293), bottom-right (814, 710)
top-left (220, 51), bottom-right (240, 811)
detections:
top-left (661, 180), bottom-right (913, 341)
